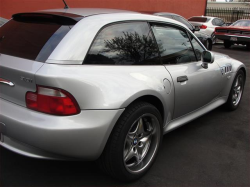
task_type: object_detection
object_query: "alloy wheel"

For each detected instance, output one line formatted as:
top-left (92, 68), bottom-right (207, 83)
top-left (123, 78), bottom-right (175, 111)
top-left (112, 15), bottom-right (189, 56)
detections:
top-left (123, 113), bottom-right (160, 173)
top-left (232, 74), bottom-right (243, 106)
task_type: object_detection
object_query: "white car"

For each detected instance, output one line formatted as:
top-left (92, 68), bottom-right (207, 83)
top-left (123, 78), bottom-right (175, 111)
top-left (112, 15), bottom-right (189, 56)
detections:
top-left (188, 16), bottom-right (226, 43)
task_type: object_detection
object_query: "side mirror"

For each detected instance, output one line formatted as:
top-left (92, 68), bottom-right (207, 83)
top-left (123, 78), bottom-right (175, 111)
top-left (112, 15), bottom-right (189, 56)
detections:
top-left (194, 26), bottom-right (200, 32)
top-left (201, 51), bottom-right (214, 69)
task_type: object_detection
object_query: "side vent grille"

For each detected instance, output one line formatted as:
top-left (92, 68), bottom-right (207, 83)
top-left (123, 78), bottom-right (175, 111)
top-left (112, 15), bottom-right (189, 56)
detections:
top-left (221, 64), bottom-right (232, 75)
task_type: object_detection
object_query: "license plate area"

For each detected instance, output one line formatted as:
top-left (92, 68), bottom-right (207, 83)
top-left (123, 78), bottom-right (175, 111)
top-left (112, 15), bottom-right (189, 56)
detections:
top-left (230, 37), bottom-right (237, 41)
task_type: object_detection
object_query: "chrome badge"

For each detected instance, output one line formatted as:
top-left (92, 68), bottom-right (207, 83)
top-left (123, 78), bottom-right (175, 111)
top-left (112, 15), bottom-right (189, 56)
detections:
top-left (20, 76), bottom-right (33, 83)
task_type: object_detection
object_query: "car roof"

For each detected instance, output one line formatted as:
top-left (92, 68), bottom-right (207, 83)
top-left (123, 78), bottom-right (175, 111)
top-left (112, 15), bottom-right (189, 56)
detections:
top-left (189, 16), bottom-right (217, 19)
top-left (154, 12), bottom-right (180, 17)
top-left (40, 8), bottom-right (138, 17)
top-left (45, 11), bottom-right (190, 64)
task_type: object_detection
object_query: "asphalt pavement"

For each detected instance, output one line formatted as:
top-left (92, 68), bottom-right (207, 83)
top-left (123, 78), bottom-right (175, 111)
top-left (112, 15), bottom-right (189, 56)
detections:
top-left (0, 44), bottom-right (249, 187)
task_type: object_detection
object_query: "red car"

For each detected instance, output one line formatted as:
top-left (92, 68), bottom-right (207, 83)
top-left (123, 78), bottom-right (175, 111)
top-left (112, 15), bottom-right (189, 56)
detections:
top-left (215, 19), bottom-right (250, 50)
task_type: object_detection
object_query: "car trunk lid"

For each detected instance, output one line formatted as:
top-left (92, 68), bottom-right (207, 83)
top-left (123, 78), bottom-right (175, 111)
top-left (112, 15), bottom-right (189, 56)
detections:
top-left (0, 55), bottom-right (43, 107)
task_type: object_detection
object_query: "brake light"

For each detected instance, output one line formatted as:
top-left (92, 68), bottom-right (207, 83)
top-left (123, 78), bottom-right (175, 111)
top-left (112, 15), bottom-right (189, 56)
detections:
top-left (26, 86), bottom-right (80, 116)
top-left (200, 24), bottom-right (207, 29)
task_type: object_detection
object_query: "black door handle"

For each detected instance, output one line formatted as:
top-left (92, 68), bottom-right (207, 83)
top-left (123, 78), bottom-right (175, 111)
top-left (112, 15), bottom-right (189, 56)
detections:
top-left (177, 76), bottom-right (188, 82)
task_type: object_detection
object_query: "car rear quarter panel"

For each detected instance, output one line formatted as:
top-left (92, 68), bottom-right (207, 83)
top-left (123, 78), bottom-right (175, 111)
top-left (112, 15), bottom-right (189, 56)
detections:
top-left (35, 64), bottom-right (174, 124)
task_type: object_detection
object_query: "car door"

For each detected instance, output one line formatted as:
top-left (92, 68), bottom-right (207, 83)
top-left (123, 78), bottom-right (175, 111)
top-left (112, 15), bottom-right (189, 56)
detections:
top-left (151, 23), bottom-right (223, 119)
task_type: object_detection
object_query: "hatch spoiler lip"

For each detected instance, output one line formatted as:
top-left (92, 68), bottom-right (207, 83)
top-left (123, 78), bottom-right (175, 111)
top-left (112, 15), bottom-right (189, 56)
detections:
top-left (12, 12), bottom-right (84, 24)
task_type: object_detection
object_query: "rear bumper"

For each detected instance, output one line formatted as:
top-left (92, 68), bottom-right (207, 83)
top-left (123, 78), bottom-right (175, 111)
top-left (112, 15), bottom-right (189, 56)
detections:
top-left (0, 98), bottom-right (124, 160)
top-left (215, 34), bottom-right (250, 43)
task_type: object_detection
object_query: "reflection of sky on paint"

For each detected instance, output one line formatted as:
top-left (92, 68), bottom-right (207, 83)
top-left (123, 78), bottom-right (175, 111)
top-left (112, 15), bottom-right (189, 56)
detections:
top-left (36, 26), bottom-right (71, 62)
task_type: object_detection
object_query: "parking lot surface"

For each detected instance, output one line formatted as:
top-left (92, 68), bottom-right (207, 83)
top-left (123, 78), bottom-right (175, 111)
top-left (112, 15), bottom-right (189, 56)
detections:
top-left (0, 44), bottom-right (249, 187)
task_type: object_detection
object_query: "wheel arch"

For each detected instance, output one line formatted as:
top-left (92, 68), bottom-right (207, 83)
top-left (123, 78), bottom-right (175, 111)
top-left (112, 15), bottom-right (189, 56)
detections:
top-left (240, 67), bottom-right (247, 81)
top-left (99, 94), bottom-right (166, 159)
top-left (127, 95), bottom-right (165, 121)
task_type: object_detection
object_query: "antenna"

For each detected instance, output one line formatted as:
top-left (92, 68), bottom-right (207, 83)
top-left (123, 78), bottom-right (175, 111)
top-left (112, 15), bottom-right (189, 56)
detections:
top-left (62, 0), bottom-right (69, 9)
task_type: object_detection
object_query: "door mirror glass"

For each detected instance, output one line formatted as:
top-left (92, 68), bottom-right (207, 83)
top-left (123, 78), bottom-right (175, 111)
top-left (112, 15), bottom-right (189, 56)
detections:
top-left (201, 51), bottom-right (214, 69)
top-left (202, 51), bottom-right (214, 63)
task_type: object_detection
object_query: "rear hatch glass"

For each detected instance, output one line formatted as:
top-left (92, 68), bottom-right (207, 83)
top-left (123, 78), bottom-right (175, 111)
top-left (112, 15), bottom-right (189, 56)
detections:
top-left (0, 13), bottom-right (80, 107)
top-left (188, 17), bottom-right (209, 23)
top-left (0, 14), bottom-right (74, 62)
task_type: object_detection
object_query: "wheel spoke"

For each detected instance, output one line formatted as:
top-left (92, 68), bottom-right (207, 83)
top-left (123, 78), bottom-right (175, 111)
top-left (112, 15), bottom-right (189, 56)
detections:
top-left (123, 113), bottom-right (160, 173)
top-left (127, 133), bottom-right (134, 143)
top-left (235, 77), bottom-right (239, 87)
top-left (134, 149), bottom-right (140, 163)
top-left (136, 118), bottom-right (145, 135)
top-left (124, 147), bottom-right (136, 163)
top-left (140, 133), bottom-right (152, 144)
top-left (237, 86), bottom-right (241, 94)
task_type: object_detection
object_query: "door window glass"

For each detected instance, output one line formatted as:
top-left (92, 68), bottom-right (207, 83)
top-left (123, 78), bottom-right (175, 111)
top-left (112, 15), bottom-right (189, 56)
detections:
top-left (84, 22), bottom-right (161, 65)
top-left (188, 33), bottom-right (206, 61)
top-left (151, 25), bottom-right (197, 64)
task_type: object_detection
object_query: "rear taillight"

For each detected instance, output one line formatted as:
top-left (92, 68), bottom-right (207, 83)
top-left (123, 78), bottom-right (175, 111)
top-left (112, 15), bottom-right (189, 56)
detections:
top-left (26, 86), bottom-right (80, 116)
top-left (200, 24), bottom-right (207, 29)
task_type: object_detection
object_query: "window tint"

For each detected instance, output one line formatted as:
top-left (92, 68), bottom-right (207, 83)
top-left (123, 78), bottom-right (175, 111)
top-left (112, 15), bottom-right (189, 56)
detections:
top-left (212, 18), bottom-right (225, 26)
top-left (217, 19), bottom-right (225, 26)
top-left (84, 22), bottom-right (161, 65)
top-left (174, 16), bottom-right (194, 31)
top-left (188, 33), bottom-right (205, 61)
top-left (188, 17), bottom-right (209, 23)
top-left (0, 20), bottom-right (71, 62)
top-left (231, 20), bottom-right (250, 27)
top-left (152, 25), bottom-right (196, 64)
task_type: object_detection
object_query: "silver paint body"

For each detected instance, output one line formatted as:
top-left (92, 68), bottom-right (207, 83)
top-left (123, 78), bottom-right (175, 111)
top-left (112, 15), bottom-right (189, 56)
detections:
top-left (0, 9), bottom-right (246, 160)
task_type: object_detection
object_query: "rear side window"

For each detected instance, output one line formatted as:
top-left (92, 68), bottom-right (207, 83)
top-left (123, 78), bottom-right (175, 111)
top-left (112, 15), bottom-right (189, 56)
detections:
top-left (84, 22), bottom-right (161, 65)
top-left (0, 19), bottom-right (71, 62)
top-left (212, 18), bottom-right (225, 26)
top-left (188, 17), bottom-right (209, 23)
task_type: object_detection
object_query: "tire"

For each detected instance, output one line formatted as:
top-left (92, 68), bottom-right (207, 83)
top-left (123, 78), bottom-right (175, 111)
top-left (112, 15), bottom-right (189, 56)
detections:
top-left (207, 39), bottom-right (212, 51)
top-left (247, 43), bottom-right (250, 51)
top-left (225, 70), bottom-right (245, 111)
top-left (204, 39), bottom-right (210, 50)
top-left (211, 32), bottom-right (216, 44)
top-left (224, 41), bottom-right (232, 49)
top-left (98, 101), bottom-right (163, 181)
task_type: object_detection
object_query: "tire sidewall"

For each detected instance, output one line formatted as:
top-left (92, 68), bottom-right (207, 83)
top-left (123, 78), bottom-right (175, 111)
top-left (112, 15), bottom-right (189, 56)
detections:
top-left (113, 103), bottom-right (163, 181)
top-left (227, 70), bottom-right (245, 110)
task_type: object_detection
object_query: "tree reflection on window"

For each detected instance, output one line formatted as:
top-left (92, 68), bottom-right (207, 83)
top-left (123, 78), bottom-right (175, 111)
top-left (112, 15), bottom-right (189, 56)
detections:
top-left (84, 22), bottom-right (162, 65)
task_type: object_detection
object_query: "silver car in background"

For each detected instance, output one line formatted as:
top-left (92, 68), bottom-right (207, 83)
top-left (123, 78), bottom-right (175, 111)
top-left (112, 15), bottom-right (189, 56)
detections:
top-left (0, 8), bottom-right (246, 181)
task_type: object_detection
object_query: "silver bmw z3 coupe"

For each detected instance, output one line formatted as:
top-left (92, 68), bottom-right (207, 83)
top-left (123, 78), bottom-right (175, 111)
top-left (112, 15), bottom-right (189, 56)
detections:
top-left (0, 8), bottom-right (246, 181)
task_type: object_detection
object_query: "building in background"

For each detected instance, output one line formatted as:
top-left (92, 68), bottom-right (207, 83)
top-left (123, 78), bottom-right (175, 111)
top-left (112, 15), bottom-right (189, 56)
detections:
top-left (206, 0), bottom-right (250, 23)
top-left (0, 0), bottom-right (207, 19)
top-left (207, 0), bottom-right (250, 8)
